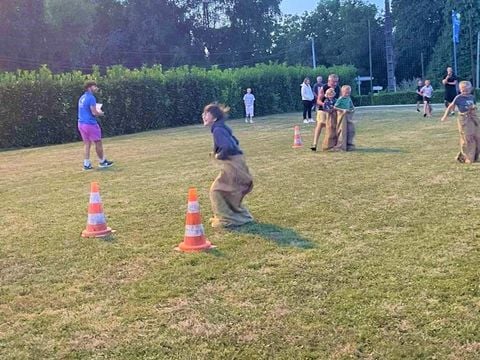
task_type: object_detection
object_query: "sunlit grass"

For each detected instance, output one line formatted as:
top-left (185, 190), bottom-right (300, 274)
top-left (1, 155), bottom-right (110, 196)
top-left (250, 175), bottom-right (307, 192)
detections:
top-left (1, 106), bottom-right (479, 359)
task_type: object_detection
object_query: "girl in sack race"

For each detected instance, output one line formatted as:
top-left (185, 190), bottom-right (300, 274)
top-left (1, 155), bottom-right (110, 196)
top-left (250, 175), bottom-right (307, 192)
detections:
top-left (202, 103), bottom-right (254, 228)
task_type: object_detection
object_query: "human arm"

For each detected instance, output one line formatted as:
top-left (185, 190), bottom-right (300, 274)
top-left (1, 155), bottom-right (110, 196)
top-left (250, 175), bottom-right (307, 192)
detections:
top-left (441, 97), bottom-right (457, 121)
top-left (316, 87), bottom-right (325, 106)
top-left (89, 99), bottom-right (104, 117)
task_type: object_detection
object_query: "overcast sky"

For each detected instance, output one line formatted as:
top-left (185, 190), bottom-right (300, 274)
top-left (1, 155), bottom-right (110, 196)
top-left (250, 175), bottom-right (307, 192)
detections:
top-left (280, 0), bottom-right (385, 15)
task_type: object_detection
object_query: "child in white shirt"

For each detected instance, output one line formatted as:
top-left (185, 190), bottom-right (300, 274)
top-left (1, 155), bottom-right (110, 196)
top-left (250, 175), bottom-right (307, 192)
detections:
top-left (243, 88), bottom-right (255, 124)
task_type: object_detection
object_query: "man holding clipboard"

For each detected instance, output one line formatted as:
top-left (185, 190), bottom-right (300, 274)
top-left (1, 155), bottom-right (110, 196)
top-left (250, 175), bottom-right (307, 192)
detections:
top-left (78, 80), bottom-right (114, 170)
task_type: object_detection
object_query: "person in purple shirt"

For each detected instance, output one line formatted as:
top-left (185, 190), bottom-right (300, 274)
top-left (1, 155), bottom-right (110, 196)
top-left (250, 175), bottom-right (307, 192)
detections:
top-left (78, 80), bottom-right (113, 170)
top-left (202, 103), bottom-right (254, 228)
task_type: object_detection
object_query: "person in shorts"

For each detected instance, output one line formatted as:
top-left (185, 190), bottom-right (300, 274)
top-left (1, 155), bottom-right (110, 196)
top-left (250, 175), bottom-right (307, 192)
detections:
top-left (420, 79), bottom-right (433, 117)
top-left (78, 80), bottom-right (113, 170)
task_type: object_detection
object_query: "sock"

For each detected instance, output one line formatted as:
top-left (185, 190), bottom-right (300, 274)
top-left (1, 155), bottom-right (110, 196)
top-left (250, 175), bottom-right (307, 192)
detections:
top-left (99, 157), bottom-right (105, 163)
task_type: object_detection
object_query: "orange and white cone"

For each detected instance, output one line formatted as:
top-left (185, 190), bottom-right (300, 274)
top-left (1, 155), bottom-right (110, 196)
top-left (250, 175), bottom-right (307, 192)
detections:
top-left (81, 182), bottom-right (113, 238)
top-left (176, 188), bottom-right (214, 252)
top-left (292, 125), bottom-right (303, 148)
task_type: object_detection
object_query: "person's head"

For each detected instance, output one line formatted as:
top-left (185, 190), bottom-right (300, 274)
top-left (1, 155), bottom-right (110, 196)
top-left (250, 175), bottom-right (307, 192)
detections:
top-left (424, 79), bottom-right (431, 86)
top-left (340, 85), bottom-right (351, 97)
top-left (447, 66), bottom-right (453, 74)
top-left (417, 79), bottom-right (423, 86)
top-left (246, 88), bottom-right (252, 94)
top-left (325, 88), bottom-right (335, 99)
top-left (316, 76), bottom-right (323, 84)
top-left (327, 74), bottom-right (339, 87)
top-left (202, 103), bottom-right (229, 127)
top-left (459, 80), bottom-right (473, 94)
top-left (303, 77), bottom-right (310, 85)
top-left (84, 80), bottom-right (98, 93)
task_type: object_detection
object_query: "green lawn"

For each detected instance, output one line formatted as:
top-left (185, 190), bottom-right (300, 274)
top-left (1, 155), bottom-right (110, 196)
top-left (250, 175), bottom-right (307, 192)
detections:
top-left (1, 106), bottom-right (479, 359)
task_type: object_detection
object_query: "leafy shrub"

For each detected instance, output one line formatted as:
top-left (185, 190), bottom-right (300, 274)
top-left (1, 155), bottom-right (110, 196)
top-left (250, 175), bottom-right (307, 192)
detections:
top-left (0, 63), bottom-right (357, 148)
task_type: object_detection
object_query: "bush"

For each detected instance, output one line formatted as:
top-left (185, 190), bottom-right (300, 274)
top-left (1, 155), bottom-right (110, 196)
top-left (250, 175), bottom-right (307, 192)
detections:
top-left (0, 63), bottom-right (357, 148)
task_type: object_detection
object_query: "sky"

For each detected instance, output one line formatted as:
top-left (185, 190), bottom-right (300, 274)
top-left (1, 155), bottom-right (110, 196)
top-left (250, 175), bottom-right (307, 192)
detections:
top-left (280, 0), bottom-right (385, 15)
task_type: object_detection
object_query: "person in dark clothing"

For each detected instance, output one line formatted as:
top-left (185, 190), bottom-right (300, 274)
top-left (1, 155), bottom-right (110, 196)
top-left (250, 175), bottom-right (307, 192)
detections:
top-left (442, 66), bottom-right (458, 115)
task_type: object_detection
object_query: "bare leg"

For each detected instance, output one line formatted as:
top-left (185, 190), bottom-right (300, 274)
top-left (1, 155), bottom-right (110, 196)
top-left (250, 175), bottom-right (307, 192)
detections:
top-left (83, 141), bottom-right (92, 161)
top-left (94, 140), bottom-right (105, 161)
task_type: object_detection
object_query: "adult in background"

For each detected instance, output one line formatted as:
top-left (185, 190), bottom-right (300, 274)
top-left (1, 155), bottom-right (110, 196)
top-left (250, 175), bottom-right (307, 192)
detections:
top-left (312, 74), bottom-right (340, 150)
top-left (312, 76), bottom-right (323, 111)
top-left (78, 80), bottom-right (114, 170)
top-left (301, 77), bottom-right (315, 124)
top-left (442, 66), bottom-right (458, 115)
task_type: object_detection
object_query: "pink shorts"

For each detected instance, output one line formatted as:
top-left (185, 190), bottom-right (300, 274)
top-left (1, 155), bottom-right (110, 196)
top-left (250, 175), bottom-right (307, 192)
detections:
top-left (78, 123), bottom-right (102, 142)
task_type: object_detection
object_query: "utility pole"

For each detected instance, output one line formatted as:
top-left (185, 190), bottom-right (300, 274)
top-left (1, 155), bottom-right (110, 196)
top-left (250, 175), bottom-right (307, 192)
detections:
top-left (311, 37), bottom-right (316, 69)
top-left (368, 20), bottom-right (373, 102)
top-left (384, 0), bottom-right (395, 91)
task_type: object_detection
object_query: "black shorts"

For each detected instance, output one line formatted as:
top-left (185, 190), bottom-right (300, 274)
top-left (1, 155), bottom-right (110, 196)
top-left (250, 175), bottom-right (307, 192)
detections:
top-left (423, 96), bottom-right (431, 103)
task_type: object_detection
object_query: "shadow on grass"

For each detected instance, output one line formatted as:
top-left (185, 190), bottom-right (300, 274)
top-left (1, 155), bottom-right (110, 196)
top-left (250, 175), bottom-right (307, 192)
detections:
top-left (232, 222), bottom-right (315, 249)
top-left (353, 147), bottom-right (404, 154)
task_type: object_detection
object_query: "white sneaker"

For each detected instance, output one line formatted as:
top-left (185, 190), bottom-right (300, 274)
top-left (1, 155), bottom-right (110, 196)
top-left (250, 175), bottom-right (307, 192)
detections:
top-left (308, 119), bottom-right (315, 123)
top-left (303, 119), bottom-right (309, 124)
top-left (245, 119), bottom-right (249, 123)
top-left (249, 120), bottom-right (254, 124)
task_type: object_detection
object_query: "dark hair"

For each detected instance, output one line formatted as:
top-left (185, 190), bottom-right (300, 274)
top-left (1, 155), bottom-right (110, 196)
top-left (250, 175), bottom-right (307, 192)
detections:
top-left (203, 103), bottom-right (230, 120)
top-left (84, 80), bottom-right (97, 90)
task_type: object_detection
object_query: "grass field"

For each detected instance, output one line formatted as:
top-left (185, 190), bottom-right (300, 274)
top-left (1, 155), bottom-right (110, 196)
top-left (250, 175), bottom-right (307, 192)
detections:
top-left (1, 106), bottom-right (480, 359)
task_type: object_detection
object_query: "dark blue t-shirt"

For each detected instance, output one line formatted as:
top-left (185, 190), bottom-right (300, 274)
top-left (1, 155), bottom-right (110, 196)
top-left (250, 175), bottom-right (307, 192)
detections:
top-left (78, 92), bottom-right (97, 124)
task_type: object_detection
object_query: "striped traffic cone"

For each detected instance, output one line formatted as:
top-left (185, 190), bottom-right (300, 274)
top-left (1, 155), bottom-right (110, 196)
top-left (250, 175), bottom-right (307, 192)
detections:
top-left (292, 125), bottom-right (303, 148)
top-left (176, 188), bottom-right (214, 252)
top-left (81, 182), bottom-right (113, 238)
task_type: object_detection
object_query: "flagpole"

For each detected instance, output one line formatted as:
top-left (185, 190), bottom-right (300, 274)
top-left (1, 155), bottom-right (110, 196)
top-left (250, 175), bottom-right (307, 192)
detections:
top-left (452, 10), bottom-right (459, 75)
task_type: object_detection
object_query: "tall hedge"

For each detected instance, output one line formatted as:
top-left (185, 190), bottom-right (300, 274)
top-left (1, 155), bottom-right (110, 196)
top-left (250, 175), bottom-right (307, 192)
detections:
top-left (0, 64), bottom-right (357, 148)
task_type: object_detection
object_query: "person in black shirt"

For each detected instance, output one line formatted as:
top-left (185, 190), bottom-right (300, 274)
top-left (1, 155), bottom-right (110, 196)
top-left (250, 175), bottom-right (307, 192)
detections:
top-left (442, 66), bottom-right (458, 115)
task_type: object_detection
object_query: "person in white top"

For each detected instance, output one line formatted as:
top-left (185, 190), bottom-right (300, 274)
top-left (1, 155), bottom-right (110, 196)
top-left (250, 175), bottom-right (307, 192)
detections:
top-left (301, 77), bottom-right (315, 123)
top-left (243, 88), bottom-right (255, 124)
top-left (420, 79), bottom-right (433, 117)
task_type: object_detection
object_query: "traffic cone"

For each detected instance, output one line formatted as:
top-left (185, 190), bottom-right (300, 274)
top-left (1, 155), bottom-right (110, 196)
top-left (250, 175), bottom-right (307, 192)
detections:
top-left (81, 181), bottom-right (113, 238)
top-left (292, 125), bottom-right (303, 148)
top-left (176, 188), bottom-right (214, 252)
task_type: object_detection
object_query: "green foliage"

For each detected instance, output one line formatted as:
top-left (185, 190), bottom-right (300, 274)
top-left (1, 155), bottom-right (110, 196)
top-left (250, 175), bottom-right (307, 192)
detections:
top-left (0, 63), bottom-right (357, 148)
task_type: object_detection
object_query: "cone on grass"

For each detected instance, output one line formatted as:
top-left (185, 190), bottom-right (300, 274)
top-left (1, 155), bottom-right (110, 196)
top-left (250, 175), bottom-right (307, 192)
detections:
top-left (81, 181), bottom-right (113, 238)
top-left (292, 125), bottom-right (303, 148)
top-left (176, 188), bottom-right (214, 252)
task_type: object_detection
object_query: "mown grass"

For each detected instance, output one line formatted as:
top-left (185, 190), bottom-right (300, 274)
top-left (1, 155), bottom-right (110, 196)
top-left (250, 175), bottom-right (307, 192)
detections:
top-left (1, 106), bottom-right (479, 359)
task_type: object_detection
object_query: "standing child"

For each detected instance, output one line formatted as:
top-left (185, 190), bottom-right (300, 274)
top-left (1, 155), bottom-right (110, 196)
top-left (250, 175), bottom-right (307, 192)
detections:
top-left (420, 79), bottom-right (433, 117)
top-left (441, 81), bottom-right (480, 164)
top-left (202, 103), bottom-right (254, 228)
top-left (415, 79), bottom-right (423, 112)
top-left (334, 85), bottom-right (355, 151)
top-left (243, 88), bottom-right (255, 124)
top-left (310, 88), bottom-right (336, 151)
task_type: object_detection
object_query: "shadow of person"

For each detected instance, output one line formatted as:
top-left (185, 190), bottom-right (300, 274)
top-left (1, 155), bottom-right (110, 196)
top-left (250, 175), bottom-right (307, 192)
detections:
top-left (231, 222), bottom-right (314, 249)
top-left (352, 147), bottom-right (404, 154)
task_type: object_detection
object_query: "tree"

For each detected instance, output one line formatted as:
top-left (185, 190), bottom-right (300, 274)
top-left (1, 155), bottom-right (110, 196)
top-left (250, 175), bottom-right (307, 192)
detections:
top-left (391, 0), bottom-right (444, 81)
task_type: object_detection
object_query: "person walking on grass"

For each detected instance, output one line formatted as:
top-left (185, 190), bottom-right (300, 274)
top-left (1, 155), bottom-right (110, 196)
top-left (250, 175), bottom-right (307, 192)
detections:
top-left (442, 66), bottom-right (458, 115)
top-left (202, 103), bottom-right (254, 228)
top-left (415, 79), bottom-right (424, 112)
top-left (420, 79), bottom-right (433, 117)
top-left (301, 77), bottom-right (315, 124)
top-left (243, 88), bottom-right (255, 124)
top-left (441, 81), bottom-right (480, 164)
top-left (78, 80), bottom-right (113, 170)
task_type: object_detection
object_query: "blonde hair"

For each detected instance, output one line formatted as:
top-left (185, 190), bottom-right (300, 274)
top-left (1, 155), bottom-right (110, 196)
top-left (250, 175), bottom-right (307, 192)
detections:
top-left (325, 88), bottom-right (336, 97)
top-left (459, 80), bottom-right (472, 93)
top-left (341, 85), bottom-right (351, 92)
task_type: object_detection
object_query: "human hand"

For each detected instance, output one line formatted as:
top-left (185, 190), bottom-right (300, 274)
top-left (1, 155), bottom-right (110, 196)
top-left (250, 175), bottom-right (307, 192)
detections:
top-left (440, 116), bottom-right (447, 122)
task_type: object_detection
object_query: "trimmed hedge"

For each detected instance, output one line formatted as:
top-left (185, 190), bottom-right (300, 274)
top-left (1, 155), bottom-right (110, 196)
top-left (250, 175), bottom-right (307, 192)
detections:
top-left (0, 64), bottom-right (357, 148)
